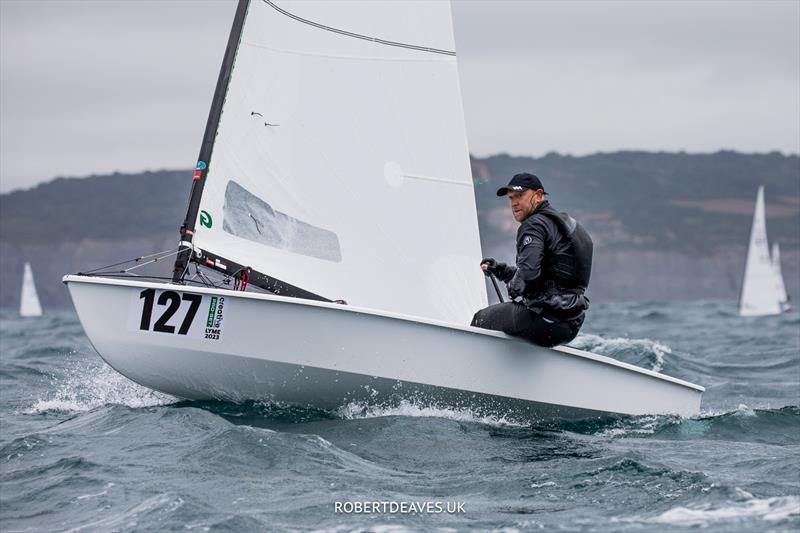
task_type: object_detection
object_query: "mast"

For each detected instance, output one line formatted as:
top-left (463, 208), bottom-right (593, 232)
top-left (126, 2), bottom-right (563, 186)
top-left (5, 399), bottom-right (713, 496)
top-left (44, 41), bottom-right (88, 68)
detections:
top-left (170, 0), bottom-right (331, 302)
top-left (172, 0), bottom-right (250, 283)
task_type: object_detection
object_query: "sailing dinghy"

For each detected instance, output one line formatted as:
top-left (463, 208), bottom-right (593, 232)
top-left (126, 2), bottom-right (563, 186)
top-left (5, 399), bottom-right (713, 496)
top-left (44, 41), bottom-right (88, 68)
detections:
top-left (20, 262), bottom-right (43, 317)
top-left (64, 0), bottom-right (703, 420)
top-left (739, 186), bottom-right (789, 316)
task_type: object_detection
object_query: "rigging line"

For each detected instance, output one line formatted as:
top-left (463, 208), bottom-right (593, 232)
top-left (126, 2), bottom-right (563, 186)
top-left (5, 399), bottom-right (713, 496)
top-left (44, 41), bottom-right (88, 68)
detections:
top-left (81, 248), bottom-right (178, 274)
top-left (260, 0), bottom-right (456, 56)
top-left (124, 249), bottom-right (182, 272)
top-left (192, 264), bottom-right (220, 289)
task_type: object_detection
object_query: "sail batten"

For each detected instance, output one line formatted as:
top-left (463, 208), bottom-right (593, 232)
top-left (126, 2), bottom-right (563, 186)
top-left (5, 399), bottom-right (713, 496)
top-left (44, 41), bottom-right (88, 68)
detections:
top-left (185, 0), bottom-right (487, 324)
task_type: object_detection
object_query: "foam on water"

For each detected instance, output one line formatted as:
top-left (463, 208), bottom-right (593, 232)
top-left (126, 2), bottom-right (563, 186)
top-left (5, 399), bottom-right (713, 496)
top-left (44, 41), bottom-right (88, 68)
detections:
top-left (337, 399), bottom-right (526, 428)
top-left (570, 333), bottom-right (671, 372)
top-left (594, 415), bottom-right (664, 438)
top-left (623, 495), bottom-right (800, 526)
top-left (25, 358), bottom-right (176, 415)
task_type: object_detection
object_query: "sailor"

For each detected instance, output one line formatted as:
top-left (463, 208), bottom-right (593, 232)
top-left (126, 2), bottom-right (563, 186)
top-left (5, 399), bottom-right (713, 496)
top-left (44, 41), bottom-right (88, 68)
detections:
top-left (471, 173), bottom-right (593, 347)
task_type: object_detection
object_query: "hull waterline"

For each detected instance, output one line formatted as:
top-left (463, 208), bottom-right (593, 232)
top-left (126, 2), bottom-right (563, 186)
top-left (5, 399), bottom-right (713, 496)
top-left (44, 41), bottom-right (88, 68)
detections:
top-left (64, 275), bottom-right (703, 421)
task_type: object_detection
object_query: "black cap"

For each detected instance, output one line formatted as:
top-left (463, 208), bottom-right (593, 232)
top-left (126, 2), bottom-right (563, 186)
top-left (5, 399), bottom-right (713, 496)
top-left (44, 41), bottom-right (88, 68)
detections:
top-left (496, 173), bottom-right (546, 197)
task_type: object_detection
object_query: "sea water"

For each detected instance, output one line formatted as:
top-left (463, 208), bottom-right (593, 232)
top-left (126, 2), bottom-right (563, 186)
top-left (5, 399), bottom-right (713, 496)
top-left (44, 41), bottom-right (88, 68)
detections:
top-left (1, 301), bottom-right (798, 532)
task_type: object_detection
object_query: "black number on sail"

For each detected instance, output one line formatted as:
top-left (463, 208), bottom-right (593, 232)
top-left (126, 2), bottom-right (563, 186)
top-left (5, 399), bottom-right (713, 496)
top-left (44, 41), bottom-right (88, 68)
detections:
top-left (139, 289), bottom-right (203, 335)
top-left (153, 291), bottom-right (181, 333)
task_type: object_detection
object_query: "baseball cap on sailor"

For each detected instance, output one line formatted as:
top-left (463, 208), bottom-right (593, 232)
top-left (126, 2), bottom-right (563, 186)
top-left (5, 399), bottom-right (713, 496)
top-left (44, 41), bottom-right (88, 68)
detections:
top-left (496, 173), bottom-right (546, 197)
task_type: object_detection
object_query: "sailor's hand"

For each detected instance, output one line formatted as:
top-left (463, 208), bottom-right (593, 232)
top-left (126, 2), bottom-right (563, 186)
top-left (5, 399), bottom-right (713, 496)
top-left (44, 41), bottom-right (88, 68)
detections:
top-left (481, 257), bottom-right (503, 276)
top-left (482, 258), bottom-right (515, 280)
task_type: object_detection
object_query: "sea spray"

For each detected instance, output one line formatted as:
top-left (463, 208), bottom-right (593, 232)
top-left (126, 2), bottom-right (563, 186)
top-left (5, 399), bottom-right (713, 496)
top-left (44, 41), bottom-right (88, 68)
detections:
top-left (25, 356), bottom-right (175, 415)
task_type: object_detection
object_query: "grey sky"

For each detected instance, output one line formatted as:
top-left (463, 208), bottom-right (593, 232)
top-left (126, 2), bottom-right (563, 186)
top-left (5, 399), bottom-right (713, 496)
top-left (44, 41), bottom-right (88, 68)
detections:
top-left (1, 0), bottom-right (798, 192)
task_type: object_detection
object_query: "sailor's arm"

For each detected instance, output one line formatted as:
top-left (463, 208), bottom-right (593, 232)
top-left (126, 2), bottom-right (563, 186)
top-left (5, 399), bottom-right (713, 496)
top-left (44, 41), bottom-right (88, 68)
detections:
top-left (507, 222), bottom-right (547, 298)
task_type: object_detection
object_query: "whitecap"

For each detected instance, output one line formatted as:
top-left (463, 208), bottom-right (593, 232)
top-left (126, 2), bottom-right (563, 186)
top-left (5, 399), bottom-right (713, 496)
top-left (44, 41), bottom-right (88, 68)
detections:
top-left (620, 495), bottom-right (800, 526)
top-left (336, 399), bottom-right (526, 427)
top-left (570, 333), bottom-right (671, 372)
top-left (24, 359), bottom-right (176, 415)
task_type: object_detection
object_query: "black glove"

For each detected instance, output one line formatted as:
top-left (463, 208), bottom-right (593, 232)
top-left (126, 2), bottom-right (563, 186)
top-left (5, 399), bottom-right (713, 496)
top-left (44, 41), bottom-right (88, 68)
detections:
top-left (480, 258), bottom-right (497, 276)
top-left (481, 257), bottom-right (503, 277)
top-left (481, 258), bottom-right (515, 282)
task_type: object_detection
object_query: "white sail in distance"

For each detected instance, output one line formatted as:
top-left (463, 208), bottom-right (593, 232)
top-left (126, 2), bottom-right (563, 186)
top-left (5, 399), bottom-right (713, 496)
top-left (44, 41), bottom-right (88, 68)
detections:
top-left (771, 242), bottom-right (789, 309)
top-left (739, 186), bottom-right (782, 316)
top-left (20, 262), bottom-right (43, 317)
top-left (191, 0), bottom-right (487, 324)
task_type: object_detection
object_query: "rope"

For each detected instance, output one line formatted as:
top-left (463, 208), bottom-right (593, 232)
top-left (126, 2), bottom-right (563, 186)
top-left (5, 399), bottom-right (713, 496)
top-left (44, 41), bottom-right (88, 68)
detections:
top-left (125, 248), bottom-right (181, 272)
top-left (261, 0), bottom-right (456, 56)
top-left (80, 248), bottom-right (178, 274)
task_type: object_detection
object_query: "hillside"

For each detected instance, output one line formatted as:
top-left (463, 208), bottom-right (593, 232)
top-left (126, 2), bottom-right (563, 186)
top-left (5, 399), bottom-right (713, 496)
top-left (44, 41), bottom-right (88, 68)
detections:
top-left (1, 151), bottom-right (798, 308)
top-left (472, 151), bottom-right (799, 254)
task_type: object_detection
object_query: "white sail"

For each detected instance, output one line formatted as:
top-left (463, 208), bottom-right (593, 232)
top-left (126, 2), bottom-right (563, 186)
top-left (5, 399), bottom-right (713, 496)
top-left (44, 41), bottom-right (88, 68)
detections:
top-left (191, 0), bottom-right (487, 324)
top-left (771, 242), bottom-right (789, 307)
top-left (739, 186), bottom-right (782, 316)
top-left (20, 262), bottom-right (43, 317)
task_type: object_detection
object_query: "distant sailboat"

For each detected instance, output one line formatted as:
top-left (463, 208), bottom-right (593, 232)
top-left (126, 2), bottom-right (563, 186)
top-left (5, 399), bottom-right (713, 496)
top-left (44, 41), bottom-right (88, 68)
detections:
top-left (739, 186), bottom-right (783, 316)
top-left (771, 242), bottom-right (791, 313)
top-left (20, 262), bottom-right (43, 317)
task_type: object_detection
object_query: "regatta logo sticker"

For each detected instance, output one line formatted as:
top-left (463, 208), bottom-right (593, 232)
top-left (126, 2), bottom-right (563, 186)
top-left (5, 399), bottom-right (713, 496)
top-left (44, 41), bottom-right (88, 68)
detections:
top-left (204, 296), bottom-right (225, 340)
top-left (522, 235), bottom-right (533, 246)
top-left (196, 161), bottom-right (207, 170)
top-left (127, 288), bottom-right (227, 341)
top-left (200, 210), bottom-right (213, 228)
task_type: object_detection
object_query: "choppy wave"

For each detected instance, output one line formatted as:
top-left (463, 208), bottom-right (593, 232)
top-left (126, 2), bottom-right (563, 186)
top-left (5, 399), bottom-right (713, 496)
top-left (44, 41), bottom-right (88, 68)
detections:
top-left (570, 333), bottom-right (671, 372)
top-left (583, 404), bottom-right (800, 445)
top-left (622, 495), bottom-right (800, 526)
top-left (2, 304), bottom-right (799, 532)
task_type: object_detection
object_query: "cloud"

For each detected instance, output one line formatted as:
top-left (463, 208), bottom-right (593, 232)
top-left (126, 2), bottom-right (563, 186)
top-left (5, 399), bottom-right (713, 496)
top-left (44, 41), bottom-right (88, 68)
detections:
top-left (1, 0), bottom-right (798, 192)
top-left (452, 0), bottom-right (800, 157)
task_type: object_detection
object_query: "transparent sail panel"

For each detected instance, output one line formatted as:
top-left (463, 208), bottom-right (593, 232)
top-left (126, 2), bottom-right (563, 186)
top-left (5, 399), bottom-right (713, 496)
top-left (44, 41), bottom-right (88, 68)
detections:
top-left (192, 0), bottom-right (487, 324)
top-left (739, 187), bottom-right (782, 316)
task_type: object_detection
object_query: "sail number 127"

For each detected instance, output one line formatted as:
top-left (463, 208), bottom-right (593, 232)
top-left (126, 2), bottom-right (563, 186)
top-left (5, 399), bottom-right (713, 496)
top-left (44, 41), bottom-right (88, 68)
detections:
top-left (138, 288), bottom-right (202, 334)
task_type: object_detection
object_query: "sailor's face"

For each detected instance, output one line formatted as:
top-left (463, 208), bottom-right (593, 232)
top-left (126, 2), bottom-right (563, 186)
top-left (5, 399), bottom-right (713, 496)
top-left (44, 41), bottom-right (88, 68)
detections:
top-left (508, 189), bottom-right (541, 222)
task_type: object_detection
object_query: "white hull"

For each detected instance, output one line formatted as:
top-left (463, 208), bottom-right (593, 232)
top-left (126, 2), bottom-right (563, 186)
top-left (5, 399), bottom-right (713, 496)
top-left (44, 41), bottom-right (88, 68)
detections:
top-left (64, 275), bottom-right (703, 420)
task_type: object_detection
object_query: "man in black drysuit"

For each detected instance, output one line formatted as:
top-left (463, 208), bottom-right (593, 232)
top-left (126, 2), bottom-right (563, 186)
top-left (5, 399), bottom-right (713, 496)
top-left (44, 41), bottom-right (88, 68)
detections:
top-left (471, 173), bottom-right (593, 347)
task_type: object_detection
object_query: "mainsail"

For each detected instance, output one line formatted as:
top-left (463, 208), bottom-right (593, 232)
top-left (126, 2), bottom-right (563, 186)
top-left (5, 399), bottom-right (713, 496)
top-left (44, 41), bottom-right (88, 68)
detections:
top-left (771, 242), bottom-right (789, 307)
top-left (175, 0), bottom-right (487, 324)
top-left (739, 186), bottom-right (782, 316)
top-left (20, 262), bottom-right (43, 317)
